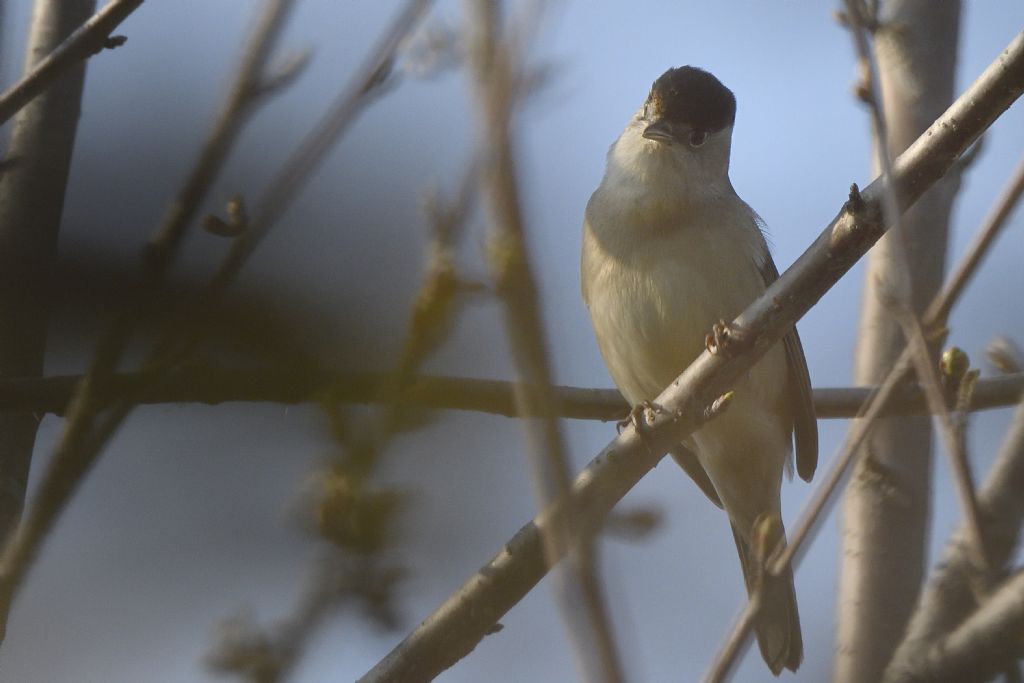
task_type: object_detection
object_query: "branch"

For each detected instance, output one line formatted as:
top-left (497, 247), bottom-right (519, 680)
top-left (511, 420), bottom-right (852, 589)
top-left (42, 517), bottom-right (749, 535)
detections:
top-left (0, 0), bottom-right (101, 640)
top-left (708, 40), bottom-right (1024, 679)
top-left (462, 0), bottom-right (623, 679)
top-left (0, 367), bottom-right (1022, 421)
top-left (885, 341), bottom-right (1024, 681)
top-left (884, 153), bottom-right (1024, 679)
top-left (205, 0), bottom-right (435, 293)
top-left (835, 2), bottom-right (962, 680)
top-left (0, 0), bottom-right (143, 125)
top-left (360, 28), bottom-right (1024, 683)
top-left (0, 0), bottom-right (435, 650)
top-left (887, 569), bottom-right (1024, 683)
top-left (143, 0), bottom-right (301, 280)
top-left (0, 0), bottom-right (304, 642)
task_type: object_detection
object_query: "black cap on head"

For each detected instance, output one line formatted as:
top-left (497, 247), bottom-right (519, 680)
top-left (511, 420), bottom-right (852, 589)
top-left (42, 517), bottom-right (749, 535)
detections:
top-left (647, 66), bottom-right (736, 134)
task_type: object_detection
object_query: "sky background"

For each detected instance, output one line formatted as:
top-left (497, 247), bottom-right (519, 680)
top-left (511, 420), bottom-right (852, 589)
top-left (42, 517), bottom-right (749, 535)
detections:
top-left (1, 1), bottom-right (1023, 681)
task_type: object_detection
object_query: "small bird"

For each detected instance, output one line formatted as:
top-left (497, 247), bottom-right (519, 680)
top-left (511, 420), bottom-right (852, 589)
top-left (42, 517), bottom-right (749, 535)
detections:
top-left (581, 66), bottom-right (818, 675)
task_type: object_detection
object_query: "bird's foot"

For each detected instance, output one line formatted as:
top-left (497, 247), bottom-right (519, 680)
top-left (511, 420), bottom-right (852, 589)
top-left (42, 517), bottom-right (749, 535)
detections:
top-left (705, 319), bottom-right (749, 356)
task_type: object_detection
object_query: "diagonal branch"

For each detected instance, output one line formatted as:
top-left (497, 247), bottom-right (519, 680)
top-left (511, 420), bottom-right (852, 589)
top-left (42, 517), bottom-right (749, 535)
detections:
top-left (462, 1), bottom-right (623, 680)
top-left (360, 28), bottom-right (1024, 683)
top-left (0, 0), bottom-right (144, 126)
top-left (887, 568), bottom-right (1024, 683)
top-left (885, 341), bottom-right (1024, 682)
top-left (143, 0), bottom-right (302, 281)
top-left (706, 56), bottom-right (1024, 681)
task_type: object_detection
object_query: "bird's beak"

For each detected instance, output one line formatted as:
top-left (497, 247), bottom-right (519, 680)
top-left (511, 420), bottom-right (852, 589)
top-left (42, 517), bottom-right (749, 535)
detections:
top-left (642, 119), bottom-right (676, 144)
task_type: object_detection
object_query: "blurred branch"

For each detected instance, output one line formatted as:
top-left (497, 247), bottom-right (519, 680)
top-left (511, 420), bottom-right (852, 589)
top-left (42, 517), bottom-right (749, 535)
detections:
top-left (209, 556), bottom-right (404, 683)
top-left (462, 0), bottom-right (623, 680)
top-left (0, 0), bottom-right (306, 641)
top-left (206, 0), bottom-right (434, 293)
top-left (885, 339), bottom-right (1024, 682)
top-left (143, 0), bottom-right (302, 280)
top-left (0, 0), bottom-right (143, 126)
top-left (0, 0), bottom-right (99, 641)
top-left (835, 2), bottom-right (961, 681)
top-left (207, 164), bottom-right (477, 683)
top-left (886, 568), bottom-right (1024, 683)
top-left (0, 0), bottom-right (434, 635)
top-left (361, 27), bottom-right (1024, 683)
top-left (0, 366), bottom-right (1022, 421)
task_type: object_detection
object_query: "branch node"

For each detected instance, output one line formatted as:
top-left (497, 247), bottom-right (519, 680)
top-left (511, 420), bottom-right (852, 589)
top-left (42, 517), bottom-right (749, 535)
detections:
top-left (257, 49), bottom-right (313, 98)
top-left (203, 195), bottom-right (249, 238)
top-left (846, 182), bottom-right (866, 214)
top-left (102, 35), bottom-right (127, 51)
top-left (704, 319), bottom-right (750, 356)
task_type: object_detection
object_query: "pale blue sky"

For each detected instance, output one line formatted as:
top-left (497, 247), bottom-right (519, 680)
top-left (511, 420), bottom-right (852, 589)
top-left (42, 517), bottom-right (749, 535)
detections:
top-left (1, 2), bottom-right (1023, 682)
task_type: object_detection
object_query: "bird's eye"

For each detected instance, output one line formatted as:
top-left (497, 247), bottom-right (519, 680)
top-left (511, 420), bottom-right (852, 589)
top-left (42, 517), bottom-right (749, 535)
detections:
top-left (689, 130), bottom-right (708, 147)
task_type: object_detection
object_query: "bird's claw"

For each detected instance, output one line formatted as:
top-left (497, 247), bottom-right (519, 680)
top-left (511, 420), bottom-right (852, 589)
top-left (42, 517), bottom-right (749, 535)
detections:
top-left (616, 400), bottom-right (666, 435)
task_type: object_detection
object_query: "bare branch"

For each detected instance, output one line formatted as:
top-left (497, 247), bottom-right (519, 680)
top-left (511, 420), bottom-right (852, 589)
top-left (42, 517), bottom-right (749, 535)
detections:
top-left (0, 0), bottom-right (144, 126)
top-left (928, 155), bottom-right (1024, 324)
top-left (887, 569), bottom-right (1024, 683)
top-left (143, 0), bottom-right (299, 280)
top-left (206, 0), bottom-right (435, 293)
top-left (883, 153), bottom-right (1024, 677)
top-left (360, 29), bottom-right (1024, 683)
top-left (0, 0), bottom-right (306, 639)
top-left (462, 1), bottom-right (623, 680)
top-left (708, 34), bottom-right (1024, 674)
top-left (885, 339), bottom-right (1024, 681)
top-left (836, 2), bottom-right (961, 680)
top-left (0, 367), bottom-right (1021, 421)
top-left (0, 0), bottom-right (101, 640)
top-left (894, 310), bottom-right (989, 572)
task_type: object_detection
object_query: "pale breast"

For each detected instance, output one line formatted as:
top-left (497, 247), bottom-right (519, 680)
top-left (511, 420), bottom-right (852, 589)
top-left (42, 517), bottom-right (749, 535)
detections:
top-left (584, 213), bottom-right (768, 404)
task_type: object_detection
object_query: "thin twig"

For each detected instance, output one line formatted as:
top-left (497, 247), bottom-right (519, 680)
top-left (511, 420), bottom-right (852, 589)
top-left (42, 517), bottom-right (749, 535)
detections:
top-left (894, 310), bottom-right (989, 573)
top-left (361, 30), bottom-right (1024, 683)
top-left (0, 0), bottom-right (304, 631)
top-left (462, 1), bottom-right (623, 680)
top-left (143, 0), bottom-right (302, 280)
top-left (206, 0), bottom-right (435, 293)
top-left (884, 339), bottom-right (1024, 681)
top-left (928, 155), bottom-right (1024, 324)
top-left (0, 0), bottom-right (144, 125)
top-left (0, 0), bottom-right (435, 627)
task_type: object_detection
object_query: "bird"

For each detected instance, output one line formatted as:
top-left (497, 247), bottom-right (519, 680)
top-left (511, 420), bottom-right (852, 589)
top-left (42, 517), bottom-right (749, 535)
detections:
top-left (580, 66), bottom-right (818, 675)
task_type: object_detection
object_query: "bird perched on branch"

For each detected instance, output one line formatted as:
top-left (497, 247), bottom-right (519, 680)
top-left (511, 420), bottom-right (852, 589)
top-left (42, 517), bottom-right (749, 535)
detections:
top-left (580, 66), bottom-right (818, 675)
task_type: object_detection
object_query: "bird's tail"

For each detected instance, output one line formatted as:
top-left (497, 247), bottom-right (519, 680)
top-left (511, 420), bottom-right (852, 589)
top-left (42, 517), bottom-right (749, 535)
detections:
top-left (731, 518), bottom-right (803, 675)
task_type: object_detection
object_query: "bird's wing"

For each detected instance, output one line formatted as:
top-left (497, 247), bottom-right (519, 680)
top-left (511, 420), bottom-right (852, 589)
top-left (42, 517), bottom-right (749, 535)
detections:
top-left (758, 252), bottom-right (818, 482)
top-left (670, 446), bottom-right (723, 508)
